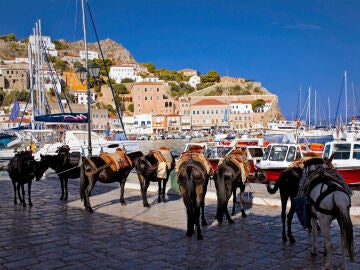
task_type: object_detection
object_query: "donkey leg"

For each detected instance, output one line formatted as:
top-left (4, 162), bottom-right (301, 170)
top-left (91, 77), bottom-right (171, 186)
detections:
top-left (138, 175), bottom-right (150, 207)
top-left (84, 178), bottom-right (96, 212)
top-left (311, 217), bottom-right (319, 256)
top-left (162, 179), bottom-right (168, 203)
top-left (185, 206), bottom-right (195, 237)
top-left (280, 195), bottom-right (288, 242)
top-left (157, 180), bottom-right (161, 203)
top-left (195, 204), bottom-right (203, 240)
top-left (200, 181), bottom-right (208, 226)
top-left (27, 181), bottom-right (32, 207)
top-left (287, 204), bottom-right (296, 243)
top-left (320, 218), bottom-right (333, 270)
top-left (225, 205), bottom-right (234, 224)
top-left (12, 180), bottom-right (17, 204)
top-left (19, 184), bottom-right (26, 207)
top-left (239, 185), bottom-right (247, 217)
top-left (63, 178), bottom-right (68, 200)
top-left (232, 188), bottom-right (237, 216)
top-left (16, 183), bottom-right (23, 204)
top-left (60, 178), bottom-right (65, 200)
top-left (119, 179), bottom-right (126, 205)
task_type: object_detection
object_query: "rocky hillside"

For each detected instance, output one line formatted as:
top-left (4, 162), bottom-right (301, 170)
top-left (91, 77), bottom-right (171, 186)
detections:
top-left (0, 38), bottom-right (137, 65)
top-left (56, 38), bottom-right (137, 64)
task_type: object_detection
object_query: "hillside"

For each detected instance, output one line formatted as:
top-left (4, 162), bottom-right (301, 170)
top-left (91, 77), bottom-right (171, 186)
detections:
top-left (0, 38), bottom-right (137, 65)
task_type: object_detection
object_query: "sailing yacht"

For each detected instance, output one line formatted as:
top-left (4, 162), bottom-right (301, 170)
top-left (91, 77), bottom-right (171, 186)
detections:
top-left (33, 1), bottom-right (139, 158)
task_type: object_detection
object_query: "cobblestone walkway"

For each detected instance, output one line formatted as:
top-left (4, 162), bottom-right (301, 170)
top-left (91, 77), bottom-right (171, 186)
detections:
top-left (0, 172), bottom-right (359, 269)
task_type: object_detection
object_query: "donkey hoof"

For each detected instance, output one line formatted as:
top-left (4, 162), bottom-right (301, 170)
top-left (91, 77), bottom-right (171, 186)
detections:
top-left (197, 235), bottom-right (203, 240)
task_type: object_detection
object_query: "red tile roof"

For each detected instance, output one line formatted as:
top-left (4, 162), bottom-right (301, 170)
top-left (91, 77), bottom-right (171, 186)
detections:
top-left (192, 99), bottom-right (226, 106)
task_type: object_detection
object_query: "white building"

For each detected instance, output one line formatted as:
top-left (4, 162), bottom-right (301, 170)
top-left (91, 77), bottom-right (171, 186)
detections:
top-left (188, 75), bottom-right (201, 88)
top-left (29, 35), bottom-right (58, 57)
top-left (80, 50), bottom-right (99, 60)
top-left (109, 65), bottom-right (142, 83)
top-left (71, 90), bottom-right (96, 105)
top-left (133, 114), bottom-right (152, 135)
top-left (230, 101), bottom-right (253, 114)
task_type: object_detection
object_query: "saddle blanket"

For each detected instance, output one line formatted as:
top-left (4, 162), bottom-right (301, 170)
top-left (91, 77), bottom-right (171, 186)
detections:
top-left (176, 152), bottom-right (212, 175)
top-left (99, 148), bottom-right (131, 172)
top-left (157, 161), bottom-right (167, 179)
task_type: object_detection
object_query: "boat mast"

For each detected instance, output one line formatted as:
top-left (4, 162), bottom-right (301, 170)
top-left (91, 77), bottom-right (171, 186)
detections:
top-left (345, 70), bottom-right (348, 123)
top-left (314, 89), bottom-right (317, 126)
top-left (352, 82), bottom-right (356, 118)
top-left (308, 87), bottom-right (311, 127)
top-left (81, 0), bottom-right (92, 156)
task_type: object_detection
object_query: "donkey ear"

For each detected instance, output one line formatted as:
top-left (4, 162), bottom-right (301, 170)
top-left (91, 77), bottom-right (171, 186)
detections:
top-left (329, 153), bottom-right (334, 162)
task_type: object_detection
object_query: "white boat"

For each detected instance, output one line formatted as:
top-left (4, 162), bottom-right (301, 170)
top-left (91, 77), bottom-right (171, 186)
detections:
top-left (323, 140), bottom-right (360, 187)
top-left (0, 130), bottom-right (39, 161)
top-left (342, 117), bottom-right (360, 141)
top-left (298, 127), bottom-right (334, 139)
top-left (34, 130), bottom-right (140, 160)
top-left (255, 143), bottom-right (304, 181)
top-left (264, 120), bottom-right (301, 135)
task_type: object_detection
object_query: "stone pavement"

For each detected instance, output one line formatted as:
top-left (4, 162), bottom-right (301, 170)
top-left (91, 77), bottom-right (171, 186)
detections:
top-left (1, 170), bottom-right (360, 269)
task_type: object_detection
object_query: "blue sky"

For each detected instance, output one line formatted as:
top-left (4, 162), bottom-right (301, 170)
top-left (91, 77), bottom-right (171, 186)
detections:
top-left (1, 0), bottom-right (360, 122)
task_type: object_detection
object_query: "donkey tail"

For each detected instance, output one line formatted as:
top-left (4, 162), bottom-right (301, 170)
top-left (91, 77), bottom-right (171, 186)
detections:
top-left (266, 180), bottom-right (279, 194)
top-left (214, 165), bottom-right (228, 223)
top-left (337, 203), bottom-right (355, 261)
top-left (79, 158), bottom-right (87, 201)
top-left (184, 166), bottom-right (194, 209)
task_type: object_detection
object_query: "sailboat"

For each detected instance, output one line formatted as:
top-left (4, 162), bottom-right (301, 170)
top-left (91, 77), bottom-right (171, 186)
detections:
top-left (297, 87), bottom-right (334, 140)
top-left (33, 0), bottom-right (140, 159)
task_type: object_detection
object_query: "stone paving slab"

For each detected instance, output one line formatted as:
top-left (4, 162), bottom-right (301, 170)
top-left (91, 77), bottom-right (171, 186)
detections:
top-left (0, 171), bottom-right (360, 269)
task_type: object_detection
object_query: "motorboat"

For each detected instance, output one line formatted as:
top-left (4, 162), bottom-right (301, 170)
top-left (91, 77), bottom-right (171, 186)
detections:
top-left (255, 143), bottom-right (303, 181)
top-left (182, 141), bottom-right (233, 170)
top-left (264, 120), bottom-right (301, 135)
top-left (34, 130), bottom-right (140, 160)
top-left (226, 137), bottom-right (264, 180)
top-left (323, 140), bottom-right (360, 187)
top-left (0, 130), bottom-right (39, 161)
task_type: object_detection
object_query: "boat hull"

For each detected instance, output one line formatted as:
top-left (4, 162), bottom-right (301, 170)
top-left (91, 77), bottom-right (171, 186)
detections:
top-left (258, 168), bottom-right (286, 181)
top-left (334, 167), bottom-right (360, 187)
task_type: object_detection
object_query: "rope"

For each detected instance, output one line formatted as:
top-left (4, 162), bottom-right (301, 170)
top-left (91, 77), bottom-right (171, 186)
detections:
top-left (45, 165), bottom-right (80, 177)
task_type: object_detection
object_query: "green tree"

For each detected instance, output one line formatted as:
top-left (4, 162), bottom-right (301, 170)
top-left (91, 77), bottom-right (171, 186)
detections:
top-left (252, 99), bottom-right (266, 112)
top-left (121, 78), bottom-right (135, 83)
top-left (0, 89), bottom-right (5, 105)
top-left (54, 58), bottom-right (69, 72)
top-left (113, 83), bottom-right (129, 95)
top-left (201, 70), bottom-right (220, 83)
top-left (0, 33), bottom-right (16, 41)
top-left (128, 103), bottom-right (134, 112)
top-left (142, 62), bottom-right (156, 73)
top-left (91, 58), bottom-right (113, 77)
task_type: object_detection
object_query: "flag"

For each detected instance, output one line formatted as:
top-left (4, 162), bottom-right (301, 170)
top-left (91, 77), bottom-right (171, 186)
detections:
top-left (9, 99), bottom-right (20, 121)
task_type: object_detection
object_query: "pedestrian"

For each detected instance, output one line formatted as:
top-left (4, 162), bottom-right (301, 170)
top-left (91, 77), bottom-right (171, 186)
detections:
top-left (115, 131), bottom-right (121, 140)
top-left (104, 122), bottom-right (110, 140)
